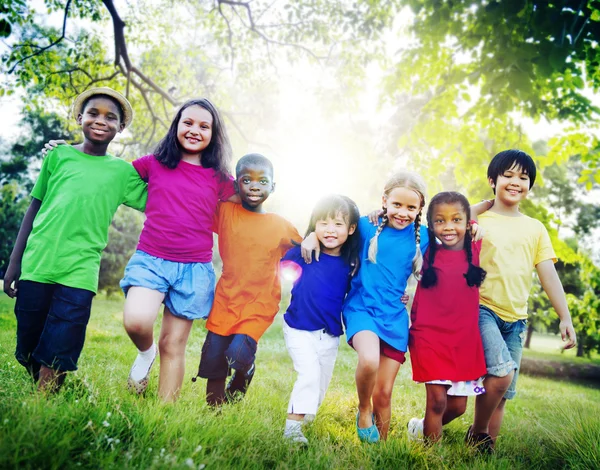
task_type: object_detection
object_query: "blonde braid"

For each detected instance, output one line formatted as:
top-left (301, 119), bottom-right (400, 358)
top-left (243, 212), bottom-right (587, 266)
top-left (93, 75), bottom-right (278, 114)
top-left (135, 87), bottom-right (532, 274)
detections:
top-left (411, 211), bottom-right (424, 280)
top-left (368, 212), bottom-right (388, 263)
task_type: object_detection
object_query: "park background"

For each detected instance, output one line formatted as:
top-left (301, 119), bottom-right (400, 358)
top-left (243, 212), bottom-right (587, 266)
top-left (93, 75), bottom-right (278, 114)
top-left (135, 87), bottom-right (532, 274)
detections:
top-left (0, 0), bottom-right (599, 468)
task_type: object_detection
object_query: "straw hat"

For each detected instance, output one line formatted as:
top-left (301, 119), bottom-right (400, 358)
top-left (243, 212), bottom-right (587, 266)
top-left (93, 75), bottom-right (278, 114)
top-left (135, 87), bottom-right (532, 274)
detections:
top-left (72, 87), bottom-right (134, 128)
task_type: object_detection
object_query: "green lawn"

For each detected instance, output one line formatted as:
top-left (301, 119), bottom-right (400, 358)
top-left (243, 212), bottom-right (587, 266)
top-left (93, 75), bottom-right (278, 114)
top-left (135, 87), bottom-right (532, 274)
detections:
top-left (0, 293), bottom-right (598, 469)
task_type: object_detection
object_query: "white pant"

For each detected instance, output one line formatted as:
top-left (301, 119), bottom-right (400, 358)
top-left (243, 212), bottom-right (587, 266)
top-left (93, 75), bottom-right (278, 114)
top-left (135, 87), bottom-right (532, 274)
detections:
top-left (284, 322), bottom-right (340, 416)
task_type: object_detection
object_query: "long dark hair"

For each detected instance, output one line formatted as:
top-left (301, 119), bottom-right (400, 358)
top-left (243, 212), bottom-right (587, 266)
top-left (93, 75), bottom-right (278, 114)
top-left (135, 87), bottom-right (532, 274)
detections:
top-left (421, 191), bottom-right (486, 289)
top-left (154, 98), bottom-right (232, 176)
top-left (304, 194), bottom-right (360, 265)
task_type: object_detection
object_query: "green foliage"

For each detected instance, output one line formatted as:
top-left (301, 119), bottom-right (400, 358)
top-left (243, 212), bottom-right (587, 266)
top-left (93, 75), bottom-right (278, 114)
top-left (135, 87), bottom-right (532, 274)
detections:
top-left (0, 183), bottom-right (28, 273)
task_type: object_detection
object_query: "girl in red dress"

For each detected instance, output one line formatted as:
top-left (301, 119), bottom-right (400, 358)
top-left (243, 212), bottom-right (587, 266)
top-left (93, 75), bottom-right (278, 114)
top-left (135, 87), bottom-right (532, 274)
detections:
top-left (407, 192), bottom-right (487, 442)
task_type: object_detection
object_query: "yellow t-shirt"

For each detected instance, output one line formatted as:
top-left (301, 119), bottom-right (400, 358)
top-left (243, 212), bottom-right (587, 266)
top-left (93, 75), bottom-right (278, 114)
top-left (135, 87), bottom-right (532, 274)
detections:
top-left (478, 211), bottom-right (556, 322)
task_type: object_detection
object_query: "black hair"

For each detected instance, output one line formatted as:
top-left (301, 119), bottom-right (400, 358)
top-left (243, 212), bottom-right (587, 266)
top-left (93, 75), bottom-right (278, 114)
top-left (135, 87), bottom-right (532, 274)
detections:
top-left (421, 191), bottom-right (487, 289)
top-left (487, 149), bottom-right (537, 194)
top-left (235, 153), bottom-right (274, 178)
top-left (304, 194), bottom-right (360, 265)
top-left (154, 98), bottom-right (232, 176)
top-left (82, 94), bottom-right (124, 122)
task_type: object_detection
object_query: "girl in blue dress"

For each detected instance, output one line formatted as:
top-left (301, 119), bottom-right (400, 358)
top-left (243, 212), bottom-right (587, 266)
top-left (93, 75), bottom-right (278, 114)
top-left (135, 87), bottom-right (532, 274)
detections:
top-left (344, 171), bottom-right (428, 442)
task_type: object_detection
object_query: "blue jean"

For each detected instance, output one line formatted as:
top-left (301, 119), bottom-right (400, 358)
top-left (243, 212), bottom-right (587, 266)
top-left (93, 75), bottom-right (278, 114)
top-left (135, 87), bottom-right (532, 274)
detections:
top-left (197, 331), bottom-right (258, 379)
top-left (14, 280), bottom-right (95, 373)
top-left (479, 305), bottom-right (527, 400)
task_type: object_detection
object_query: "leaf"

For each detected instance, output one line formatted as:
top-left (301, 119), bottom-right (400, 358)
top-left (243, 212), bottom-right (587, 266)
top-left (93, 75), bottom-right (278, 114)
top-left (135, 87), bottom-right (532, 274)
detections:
top-left (0, 19), bottom-right (11, 38)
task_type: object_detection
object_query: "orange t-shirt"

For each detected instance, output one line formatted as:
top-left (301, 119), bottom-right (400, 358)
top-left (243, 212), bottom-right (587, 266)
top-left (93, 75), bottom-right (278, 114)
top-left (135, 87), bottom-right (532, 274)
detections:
top-left (206, 202), bottom-right (301, 341)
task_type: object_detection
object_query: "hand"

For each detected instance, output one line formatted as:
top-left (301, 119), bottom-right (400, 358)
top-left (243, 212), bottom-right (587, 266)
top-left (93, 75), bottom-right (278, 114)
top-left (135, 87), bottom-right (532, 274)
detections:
top-left (41, 139), bottom-right (67, 156)
top-left (401, 293), bottom-right (409, 304)
top-left (559, 320), bottom-right (577, 350)
top-left (3, 261), bottom-right (21, 298)
top-left (301, 232), bottom-right (320, 263)
top-left (471, 221), bottom-right (485, 242)
top-left (368, 209), bottom-right (383, 225)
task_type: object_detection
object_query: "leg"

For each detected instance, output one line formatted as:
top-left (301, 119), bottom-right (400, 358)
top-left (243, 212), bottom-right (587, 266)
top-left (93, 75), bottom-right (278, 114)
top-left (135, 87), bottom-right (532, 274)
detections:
top-left (206, 378), bottom-right (226, 407)
top-left (316, 331), bottom-right (340, 410)
top-left (38, 366), bottom-right (66, 393)
top-left (225, 334), bottom-right (258, 400)
top-left (472, 373), bottom-right (513, 435)
top-left (196, 331), bottom-right (230, 407)
top-left (123, 287), bottom-right (165, 351)
top-left (371, 355), bottom-right (401, 440)
top-left (442, 395), bottom-right (468, 426)
top-left (423, 384), bottom-right (448, 441)
top-left (352, 331), bottom-right (380, 429)
top-left (488, 397), bottom-right (507, 440)
top-left (157, 306), bottom-right (193, 402)
top-left (13, 281), bottom-right (54, 381)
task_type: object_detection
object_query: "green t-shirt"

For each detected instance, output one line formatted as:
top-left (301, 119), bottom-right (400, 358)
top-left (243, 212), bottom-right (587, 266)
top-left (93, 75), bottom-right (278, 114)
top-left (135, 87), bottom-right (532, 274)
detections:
top-left (20, 145), bottom-right (147, 293)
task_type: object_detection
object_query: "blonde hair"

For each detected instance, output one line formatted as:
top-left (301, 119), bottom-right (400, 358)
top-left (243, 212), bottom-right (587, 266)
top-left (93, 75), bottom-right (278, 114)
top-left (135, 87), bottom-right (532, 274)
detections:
top-left (367, 171), bottom-right (427, 279)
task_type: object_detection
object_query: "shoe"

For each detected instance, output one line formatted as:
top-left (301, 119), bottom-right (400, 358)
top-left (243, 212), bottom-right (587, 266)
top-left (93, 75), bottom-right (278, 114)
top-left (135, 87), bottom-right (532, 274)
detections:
top-left (407, 417), bottom-right (424, 442)
top-left (283, 421), bottom-right (309, 445)
top-left (226, 363), bottom-right (255, 402)
top-left (127, 344), bottom-right (157, 395)
top-left (356, 411), bottom-right (379, 443)
top-left (465, 425), bottom-right (494, 454)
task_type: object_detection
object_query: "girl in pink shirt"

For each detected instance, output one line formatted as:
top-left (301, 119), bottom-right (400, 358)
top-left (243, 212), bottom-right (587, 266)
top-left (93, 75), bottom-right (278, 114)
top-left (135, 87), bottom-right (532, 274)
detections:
top-left (121, 98), bottom-right (238, 401)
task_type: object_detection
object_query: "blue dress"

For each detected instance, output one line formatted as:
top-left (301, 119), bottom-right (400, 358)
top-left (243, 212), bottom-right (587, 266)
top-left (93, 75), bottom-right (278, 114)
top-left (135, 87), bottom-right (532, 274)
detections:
top-left (343, 217), bottom-right (429, 352)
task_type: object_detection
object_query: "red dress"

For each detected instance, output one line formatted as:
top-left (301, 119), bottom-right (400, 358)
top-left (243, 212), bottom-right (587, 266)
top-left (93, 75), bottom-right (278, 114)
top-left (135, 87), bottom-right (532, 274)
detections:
top-left (409, 241), bottom-right (487, 382)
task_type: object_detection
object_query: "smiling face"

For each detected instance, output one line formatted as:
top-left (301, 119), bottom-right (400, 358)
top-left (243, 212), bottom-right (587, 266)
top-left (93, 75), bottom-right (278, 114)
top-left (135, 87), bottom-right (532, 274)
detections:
top-left (383, 186), bottom-right (422, 230)
top-left (236, 163), bottom-right (275, 212)
top-left (176, 105), bottom-right (213, 159)
top-left (314, 212), bottom-right (356, 256)
top-left (431, 202), bottom-right (468, 251)
top-left (78, 96), bottom-right (124, 145)
top-left (490, 163), bottom-right (530, 207)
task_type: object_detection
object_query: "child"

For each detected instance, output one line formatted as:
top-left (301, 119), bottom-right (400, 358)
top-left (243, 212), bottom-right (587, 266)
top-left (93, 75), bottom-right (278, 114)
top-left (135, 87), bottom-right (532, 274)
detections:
top-left (305, 170), bottom-right (429, 442)
top-left (282, 195), bottom-right (360, 444)
top-left (3, 87), bottom-right (147, 392)
top-left (193, 153), bottom-right (302, 406)
top-left (120, 98), bottom-right (238, 402)
top-left (406, 191), bottom-right (487, 443)
top-left (465, 149), bottom-right (577, 452)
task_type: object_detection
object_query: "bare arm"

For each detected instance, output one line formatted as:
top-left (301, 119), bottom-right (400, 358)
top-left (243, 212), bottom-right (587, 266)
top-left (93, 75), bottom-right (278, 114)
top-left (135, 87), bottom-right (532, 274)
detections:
top-left (536, 259), bottom-right (577, 349)
top-left (470, 200), bottom-right (494, 220)
top-left (226, 193), bottom-right (241, 204)
top-left (3, 198), bottom-right (42, 297)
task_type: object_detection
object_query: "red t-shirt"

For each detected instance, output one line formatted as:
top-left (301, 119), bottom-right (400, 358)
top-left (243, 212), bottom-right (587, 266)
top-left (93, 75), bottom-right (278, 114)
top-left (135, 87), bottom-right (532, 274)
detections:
top-left (133, 155), bottom-right (235, 263)
top-left (409, 241), bottom-right (487, 382)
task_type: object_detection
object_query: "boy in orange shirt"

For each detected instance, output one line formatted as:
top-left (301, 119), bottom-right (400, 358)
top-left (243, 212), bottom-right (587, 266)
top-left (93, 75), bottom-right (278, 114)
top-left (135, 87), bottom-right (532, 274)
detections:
top-left (193, 153), bottom-right (301, 406)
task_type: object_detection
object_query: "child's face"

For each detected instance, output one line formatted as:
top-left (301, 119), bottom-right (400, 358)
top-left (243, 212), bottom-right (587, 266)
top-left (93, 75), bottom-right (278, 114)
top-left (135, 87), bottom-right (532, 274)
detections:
top-left (78, 97), bottom-right (124, 144)
top-left (314, 212), bottom-right (356, 256)
top-left (490, 163), bottom-right (530, 206)
top-left (236, 164), bottom-right (275, 211)
top-left (383, 187), bottom-right (422, 230)
top-left (177, 105), bottom-right (213, 156)
top-left (431, 202), bottom-right (467, 251)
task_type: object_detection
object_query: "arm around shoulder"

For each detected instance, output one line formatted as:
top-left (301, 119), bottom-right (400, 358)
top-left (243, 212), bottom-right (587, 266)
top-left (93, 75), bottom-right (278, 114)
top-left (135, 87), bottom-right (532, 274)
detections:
top-left (3, 198), bottom-right (42, 297)
top-left (536, 259), bottom-right (577, 349)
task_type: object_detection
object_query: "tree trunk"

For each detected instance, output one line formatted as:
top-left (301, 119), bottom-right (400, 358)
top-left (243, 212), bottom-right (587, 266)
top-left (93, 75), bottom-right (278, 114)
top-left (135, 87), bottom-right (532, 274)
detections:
top-left (524, 322), bottom-right (534, 349)
top-left (576, 335), bottom-right (585, 357)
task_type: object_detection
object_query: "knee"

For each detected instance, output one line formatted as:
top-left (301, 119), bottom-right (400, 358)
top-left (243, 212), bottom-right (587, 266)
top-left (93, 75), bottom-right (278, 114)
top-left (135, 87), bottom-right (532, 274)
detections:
top-left (450, 400), bottom-right (467, 417)
top-left (123, 313), bottom-right (150, 336)
top-left (428, 395), bottom-right (447, 416)
top-left (357, 354), bottom-right (379, 376)
top-left (158, 334), bottom-right (186, 358)
top-left (488, 372), bottom-right (514, 395)
top-left (373, 386), bottom-right (393, 409)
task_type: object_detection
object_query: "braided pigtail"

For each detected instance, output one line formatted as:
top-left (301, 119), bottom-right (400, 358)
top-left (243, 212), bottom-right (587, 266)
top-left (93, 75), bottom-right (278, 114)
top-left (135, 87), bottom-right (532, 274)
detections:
top-left (368, 210), bottom-right (388, 264)
top-left (420, 228), bottom-right (438, 288)
top-left (411, 211), bottom-right (424, 280)
top-left (464, 223), bottom-right (487, 287)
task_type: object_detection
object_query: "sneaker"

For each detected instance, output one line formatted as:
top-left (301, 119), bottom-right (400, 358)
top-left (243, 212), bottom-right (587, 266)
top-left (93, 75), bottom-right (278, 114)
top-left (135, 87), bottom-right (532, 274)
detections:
top-left (284, 421), bottom-right (309, 445)
top-left (226, 363), bottom-right (255, 402)
top-left (465, 425), bottom-right (494, 454)
top-left (407, 417), bottom-right (424, 442)
top-left (356, 411), bottom-right (379, 443)
top-left (127, 344), bottom-right (157, 395)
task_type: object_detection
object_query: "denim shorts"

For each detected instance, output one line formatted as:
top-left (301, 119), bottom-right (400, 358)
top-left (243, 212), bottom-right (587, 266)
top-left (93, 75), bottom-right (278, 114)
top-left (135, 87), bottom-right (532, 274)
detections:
top-left (198, 331), bottom-right (258, 379)
top-left (120, 250), bottom-right (216, 320)
top-left (479, 305), bottom-right (527, 400)
top-left (14, 280), bottom-right (95, 373)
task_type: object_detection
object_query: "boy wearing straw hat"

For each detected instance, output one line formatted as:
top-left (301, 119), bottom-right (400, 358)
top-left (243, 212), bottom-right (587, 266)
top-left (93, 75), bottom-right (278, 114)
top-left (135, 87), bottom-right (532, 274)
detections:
top-left (3, 87), bottom-right (147, 392)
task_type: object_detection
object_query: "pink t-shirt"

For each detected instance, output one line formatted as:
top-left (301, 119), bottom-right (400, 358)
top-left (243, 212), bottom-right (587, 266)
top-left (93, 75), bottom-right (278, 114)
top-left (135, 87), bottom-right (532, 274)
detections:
top-left (133, 155), bottom-right (236, 263)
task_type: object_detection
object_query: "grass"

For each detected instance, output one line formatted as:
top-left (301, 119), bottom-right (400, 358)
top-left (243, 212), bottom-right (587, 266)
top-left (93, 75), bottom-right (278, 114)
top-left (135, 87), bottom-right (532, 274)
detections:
top-left (0, 292), bottom-right (599, 469)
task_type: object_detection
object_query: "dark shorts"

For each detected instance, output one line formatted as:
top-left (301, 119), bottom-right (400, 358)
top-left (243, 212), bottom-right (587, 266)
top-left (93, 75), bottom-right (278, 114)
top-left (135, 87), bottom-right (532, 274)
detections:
top-left (14, 280), bottom-right (95, 372)
top-left (348, 337), bottom-right (406, 364)
top-left (198, 331), bottom-right (258, 379)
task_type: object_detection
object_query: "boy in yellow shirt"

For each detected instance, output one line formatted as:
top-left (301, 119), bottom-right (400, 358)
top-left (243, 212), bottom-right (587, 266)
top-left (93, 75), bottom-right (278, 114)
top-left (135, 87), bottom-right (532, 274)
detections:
top-left (466, 149), bottom-right (577, 452)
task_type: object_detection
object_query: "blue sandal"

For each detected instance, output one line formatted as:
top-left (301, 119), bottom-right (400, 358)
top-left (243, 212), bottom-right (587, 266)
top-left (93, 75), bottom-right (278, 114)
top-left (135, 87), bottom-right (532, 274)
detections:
top-left (356, 411), bottom-right (380, 443)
